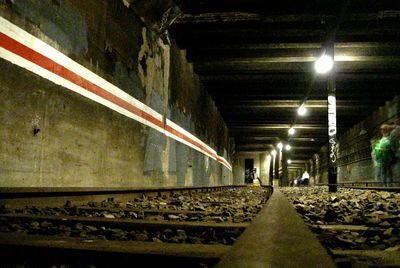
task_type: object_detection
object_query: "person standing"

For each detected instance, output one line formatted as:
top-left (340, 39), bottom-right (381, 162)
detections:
top-left (389, 123), bottom-right (400, 181)
top-left (374, 124), bottom-right (396, 187)
top-left (370, 137), bottom-right (381, 183)
top-left (294, 175), bottom-right (301, 187)
top-left (301, 171), bottom-right (310, 186)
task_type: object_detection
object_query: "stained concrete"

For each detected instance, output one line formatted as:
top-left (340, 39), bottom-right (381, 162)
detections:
top-left (260, 153), bottom-right (271, 184)
top-left (0, 1), bottom-right (232, 188)
top-left (233, 152), bottom-right (263, 185)
top-left (338, 160), bottom-right (374, 181)
top-left (10, 0), bottom-right (88, 56)
top-left (220, 149), bottom-right (232, 185)
top-left (144, 93), bottom-right (166, 174)
top-left (113, 61), bottom-right (145, 102)
top-left (0, 61), bottom-right (145, 187)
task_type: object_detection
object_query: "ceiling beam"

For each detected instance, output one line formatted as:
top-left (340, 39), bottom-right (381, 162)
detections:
top-left (204, 72), bottom-right (400, 80)
top-left (174, 11), bottom-right (397, 24)
top-left (218, 100), bottom-right (381, 108)
top-left (230, 124), bottom-right (327, 130)
top-left (188, 48), bottom-right (400, 63)
top-left (235, 136), bottom-right (279, 141)
top-left (286, 153), bottom-right (315, 159)
top-left (289, 159), bottom-right (310, 163)
top-left (184, 42), bottom-right (400, 51)
top-left (172, 26), bottom-right (400, 48)
top-left (194, 59), bottom-right (400, 74)
top-left (288, 137), bottom-right (326, 141)
top-left (224, 118), bottom-right (368, 127)
top-left (287, 146), bottom-right (321, 150)
top-left (175, 13), bottom-right (337, 23)
top-left (177, 0), bottom-right (400, 14)
top-left (236, 150), bottom-right (273, 154)
top-left (194, 56), bottom-right (400, 64)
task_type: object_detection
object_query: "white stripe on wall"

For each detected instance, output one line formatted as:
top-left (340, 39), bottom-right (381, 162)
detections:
top-left (0, 16), bottom-right (232, 171)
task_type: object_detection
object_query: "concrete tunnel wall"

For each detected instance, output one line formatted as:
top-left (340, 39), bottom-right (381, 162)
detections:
top-left (313, 96), bottom-right (399, 184)
top-left (0, 0), bottom-right (233, 188)
top-left (232, 153), bottom-right (271, 185)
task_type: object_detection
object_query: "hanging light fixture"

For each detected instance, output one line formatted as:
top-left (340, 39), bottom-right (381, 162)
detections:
top-left (314, 54), bottom-right (334, 74)
top-left (297, 105), bottom-right (307, 116)
top-left (277, 142), bottom-right (283, 150)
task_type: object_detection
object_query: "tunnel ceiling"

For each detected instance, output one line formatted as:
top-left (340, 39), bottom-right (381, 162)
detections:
top-left (169, 0), bottom-right (400, 162)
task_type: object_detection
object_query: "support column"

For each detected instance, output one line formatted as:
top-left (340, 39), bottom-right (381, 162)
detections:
top-left (327, 42), bottom-right (338, 192)
top-left (269, 154), bottom-right (274, 186)
top-left (260, 153), bottom-right (271, 185)
top-left (315, 154), bottom-right (320, 185)
top-left (281, 151), bottom-right (288, 186)
top-left (274, 150), bottom-right (281, 186)
top-left (309, 159), bottom-right (315, 185)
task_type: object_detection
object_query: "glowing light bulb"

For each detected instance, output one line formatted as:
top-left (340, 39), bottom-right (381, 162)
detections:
top-left (288, 127), bottom-right (295, 135)
top-left (277, 142), bottom-right (283, 150)
top-left (285, 144), bottom-right (291, 151)
top-left (315, 54), bottom-right (334, 74)
top-left (271, 149), bottom-right (277, 156)
top-left (287, 159), bottom-right (292, 164)
top-left (297, 105), bottom-right (307, 116)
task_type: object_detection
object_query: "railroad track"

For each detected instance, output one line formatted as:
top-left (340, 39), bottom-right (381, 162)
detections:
top-left (0, 186), bottom-right (272, 267)
top-left (341, 186), bottom-right (400, 192)
top-left (281, 186), bottom-right (400, 268)
top-left (3, 185), bottom-right (398, 267)
top-left (317, 182), bottom-right (400, 192)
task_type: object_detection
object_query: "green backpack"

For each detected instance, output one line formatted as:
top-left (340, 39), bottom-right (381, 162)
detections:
top-left (374, 137), bottom-right (393, 166)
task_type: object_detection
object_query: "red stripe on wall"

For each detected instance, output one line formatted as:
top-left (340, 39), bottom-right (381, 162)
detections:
top-left (0, 32), bottom-right (163, 129)
top-left (165, 125), bottom-right (218, 159)
top-left (0, 29), bottom-right (231, 170)
top-left (217, 157), bottom-right (230, 168)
